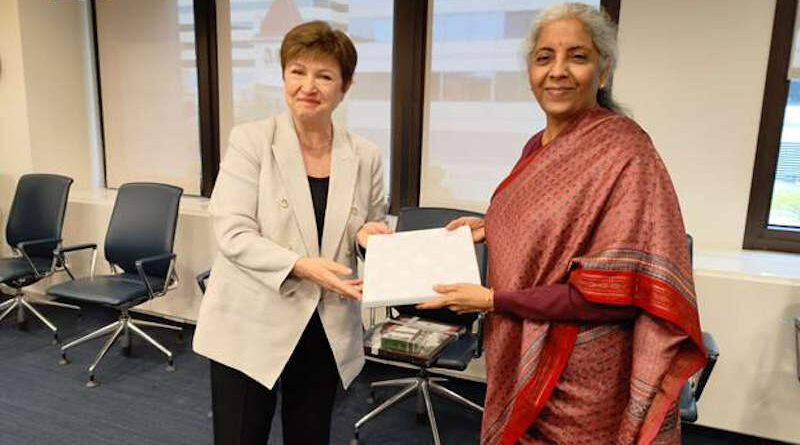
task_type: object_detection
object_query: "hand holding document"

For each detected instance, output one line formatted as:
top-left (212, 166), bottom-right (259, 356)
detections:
top-left (361, 225), bottom-right (481, 307)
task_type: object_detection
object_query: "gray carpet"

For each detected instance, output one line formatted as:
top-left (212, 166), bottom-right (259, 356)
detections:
top-left (0, 300), bottom-right (791, 445)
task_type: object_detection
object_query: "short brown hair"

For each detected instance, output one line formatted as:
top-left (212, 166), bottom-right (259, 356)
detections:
top-left (280, 21), bottom-right (358, 88)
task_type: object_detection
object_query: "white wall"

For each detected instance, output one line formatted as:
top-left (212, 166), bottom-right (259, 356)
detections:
top-left (17, 0), bottom-right (99, 192)
top-left (614, 0), bottom-right (774, 251)
top-left (0, 0), bottom-right (100, 248)
top-left (0, 0), bottom-right (34, 241)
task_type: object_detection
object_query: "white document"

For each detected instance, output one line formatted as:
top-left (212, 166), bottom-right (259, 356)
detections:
top-left (361, 225), bottom-right (481, 308)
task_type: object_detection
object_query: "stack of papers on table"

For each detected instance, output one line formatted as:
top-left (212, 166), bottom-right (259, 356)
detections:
top-left (361, 226), bottom-right (480, 307)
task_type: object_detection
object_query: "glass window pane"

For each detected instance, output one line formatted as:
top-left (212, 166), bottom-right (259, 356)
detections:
top-left (421, 1), bottom-right (600, 212)
top-left (227, 0), bottom-right (394, 189)
top-left (96, 0), bottom-right (202, 194)
top-left (768, 79), bottom-right (800, 227)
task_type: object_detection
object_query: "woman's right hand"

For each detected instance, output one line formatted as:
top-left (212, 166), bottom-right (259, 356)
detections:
top-left (445, 216), bottom-right (486, 243)
top-left (292, 257), bottom-right (362, 300)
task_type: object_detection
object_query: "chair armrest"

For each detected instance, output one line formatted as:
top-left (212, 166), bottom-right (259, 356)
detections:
top-left (54, 243), bottom-right (98, 279)
top-left (196, 269), bottom-right (211, 294)
top-left (54, 243), bottom-right (97, 255)
top-left (17, 237), bottom-right (62, 252)
top-left (473, 312), bottom-right (486, 358)
top-left (135, 253), bottom-right (177, 298)
top-left (16, 237), bottom-right (62, 278)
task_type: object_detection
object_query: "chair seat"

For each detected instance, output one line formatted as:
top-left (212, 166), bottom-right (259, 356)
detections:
top-left (47, 273), bottom-right (165, 307)
top-left (0, 256), bottom-right (52, 283)
top-left (432, 333), bottom-right (478, 371)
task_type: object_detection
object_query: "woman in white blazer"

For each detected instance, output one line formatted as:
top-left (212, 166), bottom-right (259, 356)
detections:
top-left (193, 21), bottom-right (391, 445)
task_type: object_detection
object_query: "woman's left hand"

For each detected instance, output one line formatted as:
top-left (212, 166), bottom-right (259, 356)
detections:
top-left (356, 221), bottom-right (393, 248)
top-left (416, 283), bottom-right (494, 314)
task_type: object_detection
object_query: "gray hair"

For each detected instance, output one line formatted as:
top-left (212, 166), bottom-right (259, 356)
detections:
top-left (526, 3), bottom-right (626, 114)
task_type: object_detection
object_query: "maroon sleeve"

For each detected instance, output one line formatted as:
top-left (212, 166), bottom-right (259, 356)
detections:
top-left (493, 283), bottom-right (638, 322)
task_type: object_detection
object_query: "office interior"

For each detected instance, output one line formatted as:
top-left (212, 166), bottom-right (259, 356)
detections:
top-left (1, 0), bottom-right (799, 443)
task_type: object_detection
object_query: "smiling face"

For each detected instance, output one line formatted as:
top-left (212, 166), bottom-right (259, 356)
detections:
top-left (283, 55), bottom-right (348, 123)
top-left (528, 18), bottom-right (608, 124)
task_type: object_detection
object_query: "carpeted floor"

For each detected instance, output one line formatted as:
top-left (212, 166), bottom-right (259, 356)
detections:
top-left (0, 301), bottom-right (791, 445)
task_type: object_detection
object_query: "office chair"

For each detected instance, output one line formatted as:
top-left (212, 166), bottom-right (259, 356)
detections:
top-left (46, 183), bottom-right (183, 387)
top-left (679, 234), bottom-right (720, 422)
top-left (196, 269), bottom-right (210, 294)
top-left (353, 207), bottom-right (487, 445)
top-left (0, 174), bottom-right (78, 343)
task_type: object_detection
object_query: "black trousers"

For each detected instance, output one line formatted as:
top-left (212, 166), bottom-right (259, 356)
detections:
top-left (209, 312), bottom-right (340, 445)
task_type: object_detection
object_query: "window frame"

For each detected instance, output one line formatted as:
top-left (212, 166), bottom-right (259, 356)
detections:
top-left (743, 0), bottom-right (800, 252)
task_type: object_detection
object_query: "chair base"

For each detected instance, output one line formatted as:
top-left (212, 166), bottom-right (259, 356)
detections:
top-left (59, 309), bottom-right (181, 387)
top-left (0, 291), bottom-right (80, 344)
top-left (353, 369), bottom-right (483, 445)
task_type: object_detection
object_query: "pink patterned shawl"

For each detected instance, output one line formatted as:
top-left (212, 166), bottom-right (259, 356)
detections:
top-left (481, 107), bottom-right (705, 444)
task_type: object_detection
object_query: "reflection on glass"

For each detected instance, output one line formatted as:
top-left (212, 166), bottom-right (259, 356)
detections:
top-left (228, 0), bottom-right (394, 187)
top-left (769, 79), bottom-right (800, 227)
top-left (422, 1), bottom-right (600, 212)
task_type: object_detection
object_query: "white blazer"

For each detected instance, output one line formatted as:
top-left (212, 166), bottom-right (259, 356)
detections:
top-left (193, 112), bottom-right (386, 390)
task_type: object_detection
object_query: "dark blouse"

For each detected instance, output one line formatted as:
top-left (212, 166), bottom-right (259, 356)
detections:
top-left (493, 284), bottom-right (638, 323)
top-left (308, 176), bottom-right (329, 245)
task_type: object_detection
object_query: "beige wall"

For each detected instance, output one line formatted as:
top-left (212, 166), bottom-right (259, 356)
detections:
top-left (0, 0), bottom-right (34, 245)
top-left (17, 0), bottom-right (98, 192)
top-left (614, 0), bottom-right (774, 250)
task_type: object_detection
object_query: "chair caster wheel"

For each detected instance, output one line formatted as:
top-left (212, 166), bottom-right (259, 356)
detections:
top-left (176, 333), bottom-right (185, 344)
top-left (349, 439), bottom-right (361, 445)
top-left (59, 353), bottom-right (70, 366)
top-left (17, 320), bottom-right (28, 331)
top-left (122, 345), bottom-right (131, 357)
top-left (366, 390), bottom-right (375, 404)
top-left (52, 334), bottom-right (59, 345)
top-left (86, 375), bottom-right (98, 388)
top-left (416, 412), bottom-right (427, 424)
top-left (166, 360), bottom-right (175, 372)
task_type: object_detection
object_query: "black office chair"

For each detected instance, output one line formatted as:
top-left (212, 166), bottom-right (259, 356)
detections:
top-left (46, 183), bottom-right (183, 387)
top-left (0, 174), bottom-right (78, 342)
top-left (353, 207), bottom-right (487, 445)
top-left (679, 234), bottom-right (720, 422)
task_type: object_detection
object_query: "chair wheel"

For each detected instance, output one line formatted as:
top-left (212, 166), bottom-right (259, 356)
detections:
top-left (366, 390), bottom-right (375, 404)
top-left (122, 345), bottom-right (131, 357)
top-left (166, 359), bottom-right (175, 372)
top-left (86, 375), bottom-right (98, 388)
top-left (59, 353), bottom-right (70, 366)
top-left (416, 412), bottom-right (427, 424)
top-left (17, 319), bottom-right (28, 331)
top-left (349, 439), bottom-right (361, 445)
top-left (52, 334), bottom-right (59, 345)
top-left (176, 333), bottom-right (185, 344)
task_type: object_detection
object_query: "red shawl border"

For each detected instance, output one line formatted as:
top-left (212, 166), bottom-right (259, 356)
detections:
top-left (489, 108), bottom-right (706, 445)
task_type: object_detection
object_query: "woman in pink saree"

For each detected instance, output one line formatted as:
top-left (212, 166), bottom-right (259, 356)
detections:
top-left (418, 3), bottom-right (706, 444)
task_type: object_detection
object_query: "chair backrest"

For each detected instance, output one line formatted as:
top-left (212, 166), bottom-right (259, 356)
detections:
top-left (6, 174), bottom-right (73, 258)
top-left (104, 183), bottom-right (183, 277)
top-left (392, 207), bottom-right (488, 329)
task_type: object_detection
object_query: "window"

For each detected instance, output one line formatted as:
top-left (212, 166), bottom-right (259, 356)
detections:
top-left (94, 0), bottom-right (217, 196)
top-left (420, 1), bottom-right (601, 212)
top-left (744, 0), bottom-right (800, 251)
top-left (220, 0), bottom-right (394, 190)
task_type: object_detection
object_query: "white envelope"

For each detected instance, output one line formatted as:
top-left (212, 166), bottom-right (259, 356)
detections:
top-left (361, 225), bottom-right (481, 307)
